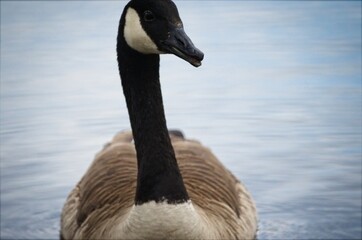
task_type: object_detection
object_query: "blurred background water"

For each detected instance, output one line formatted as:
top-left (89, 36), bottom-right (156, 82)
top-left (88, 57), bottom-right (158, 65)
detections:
top-left (1, 1), bottom-right (361, 239)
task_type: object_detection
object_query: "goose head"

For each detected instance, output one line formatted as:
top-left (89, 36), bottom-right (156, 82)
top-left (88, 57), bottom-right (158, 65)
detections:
top-left (122, 0), bottom-right (204, 67)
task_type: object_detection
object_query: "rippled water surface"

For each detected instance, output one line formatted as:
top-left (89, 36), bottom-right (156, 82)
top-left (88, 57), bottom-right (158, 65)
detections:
top-left (1, 1), bottom-right (361, 239)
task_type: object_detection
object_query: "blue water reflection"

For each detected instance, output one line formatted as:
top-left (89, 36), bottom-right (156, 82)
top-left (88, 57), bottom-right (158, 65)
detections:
top-left (1, 1), bottom-right (361, 239)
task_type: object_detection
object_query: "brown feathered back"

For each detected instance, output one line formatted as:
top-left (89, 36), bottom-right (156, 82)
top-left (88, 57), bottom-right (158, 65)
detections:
top-left (61, 131), bottom-right (257, 239)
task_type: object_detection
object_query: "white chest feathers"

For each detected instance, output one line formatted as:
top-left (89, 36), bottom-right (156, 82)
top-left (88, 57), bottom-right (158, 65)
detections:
top-left (124, 7), bottom-right (161, 54)
top-left (111, 201), bottom-right (214, 239)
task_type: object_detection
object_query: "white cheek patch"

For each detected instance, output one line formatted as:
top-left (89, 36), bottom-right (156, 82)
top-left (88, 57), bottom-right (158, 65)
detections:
top-left (124, 7), bottom-right (161, 54)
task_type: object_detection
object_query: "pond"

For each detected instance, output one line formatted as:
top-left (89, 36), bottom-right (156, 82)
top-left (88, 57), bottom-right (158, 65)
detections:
top-left (1, 1), bottom-right (361, 239)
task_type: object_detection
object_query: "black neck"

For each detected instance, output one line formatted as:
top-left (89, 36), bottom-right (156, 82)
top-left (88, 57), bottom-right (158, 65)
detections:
top-left (117, 15), bottom-right (189, 205)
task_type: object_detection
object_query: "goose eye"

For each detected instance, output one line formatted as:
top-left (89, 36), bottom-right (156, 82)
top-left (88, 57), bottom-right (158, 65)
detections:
top-left (144, 10), bottom-right (155, 22)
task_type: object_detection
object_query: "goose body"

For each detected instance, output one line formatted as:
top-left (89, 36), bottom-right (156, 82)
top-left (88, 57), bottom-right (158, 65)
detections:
top-left (60, 0), bottom-right (258, 239)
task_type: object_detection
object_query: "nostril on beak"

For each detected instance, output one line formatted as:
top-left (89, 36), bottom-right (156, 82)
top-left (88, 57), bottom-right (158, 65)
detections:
top-left (176, 37), bottom-right (187, 48)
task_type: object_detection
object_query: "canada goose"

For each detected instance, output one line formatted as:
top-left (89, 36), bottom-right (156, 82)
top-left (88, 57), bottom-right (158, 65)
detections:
top-left (60, 0), bottom-right (258, 239)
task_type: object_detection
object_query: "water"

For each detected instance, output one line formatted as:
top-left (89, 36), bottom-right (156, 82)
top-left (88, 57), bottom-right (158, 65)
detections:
top-left (1, 1), bottom-right (361, 239)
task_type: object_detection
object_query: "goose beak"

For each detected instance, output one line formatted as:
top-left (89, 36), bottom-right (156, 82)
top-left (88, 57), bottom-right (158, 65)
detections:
top-left (161, 27), bottom-right (204, 67)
